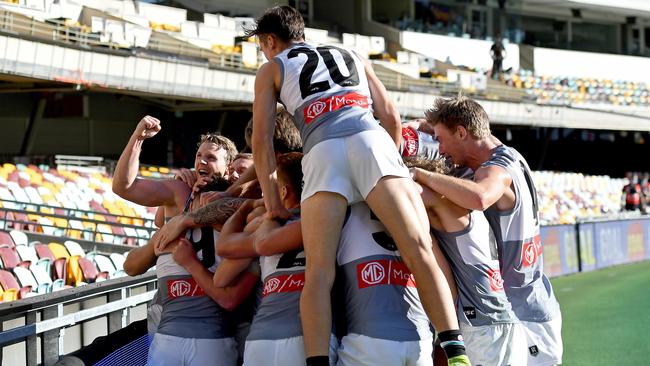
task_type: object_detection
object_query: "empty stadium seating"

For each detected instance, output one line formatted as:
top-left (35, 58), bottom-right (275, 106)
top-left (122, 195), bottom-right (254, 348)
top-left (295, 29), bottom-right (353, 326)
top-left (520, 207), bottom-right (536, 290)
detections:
top-left (0, 163), bottom-right (156, 245)
top-left (0, 230), bottom-right (129, 303)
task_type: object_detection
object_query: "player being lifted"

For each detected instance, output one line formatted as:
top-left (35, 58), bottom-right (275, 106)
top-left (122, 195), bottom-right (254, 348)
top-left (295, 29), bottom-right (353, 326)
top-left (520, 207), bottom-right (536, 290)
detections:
top-left (248, 6), bottom-right (469, 366)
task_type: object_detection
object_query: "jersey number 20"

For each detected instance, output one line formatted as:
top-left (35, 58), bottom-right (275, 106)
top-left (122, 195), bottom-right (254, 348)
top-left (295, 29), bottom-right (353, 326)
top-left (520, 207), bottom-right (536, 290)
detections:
top-left (287, 46), bottom-right (360, 99)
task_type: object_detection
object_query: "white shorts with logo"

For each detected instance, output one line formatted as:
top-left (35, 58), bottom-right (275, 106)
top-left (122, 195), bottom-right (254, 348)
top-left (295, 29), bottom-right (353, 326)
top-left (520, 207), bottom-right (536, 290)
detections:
top-left (459, 322), bottom-right (527, 366)
top-left (301, 130), bottom-right (410, 203)
top-left (522, 315), bottom-right (563, 366)
top-left (148, 333), bottom-right (237, 366)
top-left (243, 335), bottom-right (338, 366)
top-left (337, 333), bottom-right (434, 366)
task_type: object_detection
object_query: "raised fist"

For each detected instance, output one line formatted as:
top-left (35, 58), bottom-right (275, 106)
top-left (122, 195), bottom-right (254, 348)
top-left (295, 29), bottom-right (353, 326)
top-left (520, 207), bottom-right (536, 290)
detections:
top-left (134, 115), bottom-right (161, 140)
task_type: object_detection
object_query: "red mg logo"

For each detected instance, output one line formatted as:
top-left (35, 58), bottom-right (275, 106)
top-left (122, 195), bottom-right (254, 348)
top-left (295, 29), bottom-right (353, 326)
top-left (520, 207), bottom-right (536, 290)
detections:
top-left (522, 242), bottom-right (538, 267)
top-left (264, 278), bottom-right (281, 294)
top-left (306, 100), bottom-right (327, 121)
top-left (488, 269), bottom-right (504, 291)
top-left (170, 280), bottom-right (191, 297)
top-left (361, 262), bottom-right (385, 285)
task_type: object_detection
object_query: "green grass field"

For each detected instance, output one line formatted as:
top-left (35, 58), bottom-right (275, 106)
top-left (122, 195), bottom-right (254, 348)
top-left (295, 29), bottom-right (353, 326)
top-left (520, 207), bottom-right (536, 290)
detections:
top-left (551, 260), bottom-right (650, 365)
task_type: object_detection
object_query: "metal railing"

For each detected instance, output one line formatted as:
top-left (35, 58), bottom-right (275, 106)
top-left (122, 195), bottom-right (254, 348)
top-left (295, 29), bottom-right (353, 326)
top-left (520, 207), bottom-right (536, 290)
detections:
top-left (0, 272), bottom-right (156, 366)
top-left (0, 199), bottom-right (156, 245)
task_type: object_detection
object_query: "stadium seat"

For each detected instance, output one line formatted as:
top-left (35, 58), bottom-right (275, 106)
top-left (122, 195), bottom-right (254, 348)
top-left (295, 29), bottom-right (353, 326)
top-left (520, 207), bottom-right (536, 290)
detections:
top-left (63, 240), bottom-right (85, 257)
top-left (0, 247), bottom-right (29, 270)
top-left (16, 245), bottom-right (38, 263)
top-left (92, 254), bottom-right (116, 277)
top-left (53, 258), bottom-right (67, 281)
top-left (48, 242), bottom-right (70, 260)
top-left (66, 255), bottom-right (85, 286)
top-left (34, 243), bottom-right (55, 261)
top-left (0, 269), bottom-right (28, 300)
top-left (79, 257), bottom-right (109, 283)
top-left (110, 253), bottom-right (126, 272)
top-left (0, 231), bottom-right (14, 247)
top-left (9, 230), bottom-right (27, 246)
top-left (13, 267), bottom-right (46, 294)
top-left (30, 264), bottom-right (53, 293)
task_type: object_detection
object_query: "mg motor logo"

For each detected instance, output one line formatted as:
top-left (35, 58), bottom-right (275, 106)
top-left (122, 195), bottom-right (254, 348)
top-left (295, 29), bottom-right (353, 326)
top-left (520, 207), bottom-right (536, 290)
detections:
top-left (263, 277), bottom-right (281, 295)
top-left (361, 262), bottom-right (386, 285)
top-left (170, 280), bottom-right (191, 297)
top-left (305, 100), bottom-right (327, 123)
top-left (521, 235), bottom-right (542, 267)
top-left (488, 269), bottom-right (504, 291)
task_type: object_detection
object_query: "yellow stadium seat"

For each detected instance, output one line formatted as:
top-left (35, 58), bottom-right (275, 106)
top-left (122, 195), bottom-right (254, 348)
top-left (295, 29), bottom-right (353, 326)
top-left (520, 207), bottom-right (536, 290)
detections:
top-left (66, 255), bottom-right (84, 286)
top-left (48, 243), bottom-right (70, 260)
top-left (2, 289), bottom-right (18, 302)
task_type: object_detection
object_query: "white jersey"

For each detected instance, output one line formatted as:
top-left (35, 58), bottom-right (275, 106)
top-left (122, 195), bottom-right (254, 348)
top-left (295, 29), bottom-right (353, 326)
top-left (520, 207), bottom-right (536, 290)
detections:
top-left (274, 42), bottom-right (381, 152)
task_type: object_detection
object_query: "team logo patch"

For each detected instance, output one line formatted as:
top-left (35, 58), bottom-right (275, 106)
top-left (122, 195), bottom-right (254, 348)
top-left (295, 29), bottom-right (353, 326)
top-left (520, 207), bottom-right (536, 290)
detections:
top-left (303, 92), bottom-right (369, 124)
top-left (167, 278), bottom-right (205, 299)
top-left (356, 259), bottom-right (416, 289)
top-left (487, 268), bottom-right (504, 291)
top-left (529, 345), bottom-right (539, 356)
top-left (401, 127), bottom-right (419, 156)
top-left (262, 273), bottom-right (305, 297)
top-left (521, 234), bottom-right (542, 267)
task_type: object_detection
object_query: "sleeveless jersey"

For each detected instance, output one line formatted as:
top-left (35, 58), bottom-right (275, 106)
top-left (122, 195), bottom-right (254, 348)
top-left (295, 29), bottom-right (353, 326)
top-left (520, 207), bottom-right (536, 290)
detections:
top-left (481, 145), bottom-right (560, 322)
top-left (432, 210), bottom-right (517, 326)
top-left (274, 42), bottom-right (382, 152)
top-left (399, 126), bottom-right (440, 160)
top-left (246, 214), bottom-right (306, 341)
top-left (337, 202), bottom-right (432, 341)
top-left (156, 227), bottom-right (234, 339)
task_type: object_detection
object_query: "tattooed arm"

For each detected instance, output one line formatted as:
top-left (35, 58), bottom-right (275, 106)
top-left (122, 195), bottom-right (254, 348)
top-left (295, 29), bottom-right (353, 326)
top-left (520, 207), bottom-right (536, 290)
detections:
top-left (153, 197), bottom-right (247, 253)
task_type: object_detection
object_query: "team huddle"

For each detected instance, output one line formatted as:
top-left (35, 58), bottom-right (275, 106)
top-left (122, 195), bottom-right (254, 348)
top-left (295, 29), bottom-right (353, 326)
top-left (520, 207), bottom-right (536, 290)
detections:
top-left (113, 5), bottom-right (563, 366)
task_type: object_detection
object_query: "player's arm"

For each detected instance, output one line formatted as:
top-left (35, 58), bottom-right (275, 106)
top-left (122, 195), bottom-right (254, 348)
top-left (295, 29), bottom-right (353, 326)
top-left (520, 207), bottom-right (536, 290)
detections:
top-left (252, 61), bottom-right (290, 220)
top-left (123, 240), bottom-right (157, 276)
top-left (112, 116), bottom-right (177, 207)
top-left (173, 238), bottom-right (258, 311)
top-left (216, 199), bottom-right (260, 259)
top-left (154, 197), bottom-right (247, 252)
top-left (418, 183), bottom-right (470, 234)
top-left (253, 218), bottom-right (302, 256)
top-left (363, 59), bottom-right (401, 147)
top-left (412, 165), bottom-right (511, 211)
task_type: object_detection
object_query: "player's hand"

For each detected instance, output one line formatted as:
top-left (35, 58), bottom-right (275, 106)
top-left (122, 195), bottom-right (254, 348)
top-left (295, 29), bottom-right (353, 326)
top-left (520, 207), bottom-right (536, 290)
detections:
top-left (155, 215), bottom-right (190, 253)
top-left (175, 168), bottom-right (197, 189)
top-left (403, 118), bottom-right (435, 135)
top-left (264, 205), bottom-right (292, 221)
top-left (172, 238), bottom-right (198, 269)
top-left (133, 115), bottom-right (161, 140)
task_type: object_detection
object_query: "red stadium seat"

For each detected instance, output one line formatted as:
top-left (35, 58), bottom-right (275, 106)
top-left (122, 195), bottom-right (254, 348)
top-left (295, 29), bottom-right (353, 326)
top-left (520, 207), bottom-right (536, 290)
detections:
top-left (34, 244), bottom-right (55, 261)
top-left (0, 247), bottom-right (29, 270)
top-left (0, 232), bottom-right (14, 247)
top-left (53, 258), bottom-right (67, 281)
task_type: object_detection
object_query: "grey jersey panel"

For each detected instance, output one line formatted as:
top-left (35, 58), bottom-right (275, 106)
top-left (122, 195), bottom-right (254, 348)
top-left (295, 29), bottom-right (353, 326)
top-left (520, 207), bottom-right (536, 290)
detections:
top-left (155, 228), bottom-right (234, 339)
top-left (275, 43), bottom-right (382, 153)
top-left (337, 203), bottom-right (432, 341)
top-left (432, 210), bottom-right (517, 326)
top-left (481, 145), bottom-right (560, 322)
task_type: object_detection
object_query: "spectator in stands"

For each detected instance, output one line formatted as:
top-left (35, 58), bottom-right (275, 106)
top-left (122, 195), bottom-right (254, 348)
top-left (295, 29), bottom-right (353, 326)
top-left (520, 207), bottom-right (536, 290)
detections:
top-left (490, 36), bottom-right (506, 80)
top-left (622, 172), bottom-right (646, 213)
top-left (416, 95), bottom-right (563, 366)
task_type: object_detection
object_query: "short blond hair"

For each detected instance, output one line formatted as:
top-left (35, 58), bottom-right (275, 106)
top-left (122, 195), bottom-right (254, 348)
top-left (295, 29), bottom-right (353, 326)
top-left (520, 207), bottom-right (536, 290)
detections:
top-left (198, 134), bottom-right (238, 164)
top-left (403, 156), bottom-right (450, 175)
top-left (425, 95), bottom-right (491, 139)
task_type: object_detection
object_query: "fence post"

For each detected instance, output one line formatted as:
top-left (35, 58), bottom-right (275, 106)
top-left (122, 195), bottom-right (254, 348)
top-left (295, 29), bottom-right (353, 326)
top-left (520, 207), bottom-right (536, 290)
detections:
top-left (41, 305), bottom-right (62, 365)
top-left (574, 221), bottom-right (582, 272)
top-left (25, 312), bottom-right (37, 366)
top-left (107, 289), bottom-right (125, 334)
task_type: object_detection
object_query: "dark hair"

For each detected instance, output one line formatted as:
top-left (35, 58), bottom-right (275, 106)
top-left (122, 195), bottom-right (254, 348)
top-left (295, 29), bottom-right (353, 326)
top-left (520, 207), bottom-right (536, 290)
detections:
top-left (245, 5), bottom-right (305, 42)
top-left (276, 152), bottom-right (304, 198)
top-left (245, 106), bottom-right (302, 153)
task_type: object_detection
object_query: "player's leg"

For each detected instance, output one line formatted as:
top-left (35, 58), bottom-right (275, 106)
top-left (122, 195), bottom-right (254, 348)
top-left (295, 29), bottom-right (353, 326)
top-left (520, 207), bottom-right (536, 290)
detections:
top-left (300, 191), bottom-right (348, 363)
top-left (365, 177), bottom-right (469, 365)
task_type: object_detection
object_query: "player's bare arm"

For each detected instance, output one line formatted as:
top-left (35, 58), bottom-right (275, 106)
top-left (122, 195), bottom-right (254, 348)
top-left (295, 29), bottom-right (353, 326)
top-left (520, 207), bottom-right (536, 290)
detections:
top-left (412, 165), bottom-right (512, 211)
top-left (216, 199), bottom-right (260, 259)
top-left (154, 197), bottom-right (247, 253)
top-left (419, 184), bottom-right (470, 233)
top-left (253, 61), bottom-right (291, 220)
top-left (123, 240), bottom-right (157, 276)
top-left (253, 218), bottom-right (302, 256)
top-left (113, 116), bottom-right (183, 208)
top-left (363, 59), bottom-right (402, 147)
top-left (173, 238), bottom-right (258, 311)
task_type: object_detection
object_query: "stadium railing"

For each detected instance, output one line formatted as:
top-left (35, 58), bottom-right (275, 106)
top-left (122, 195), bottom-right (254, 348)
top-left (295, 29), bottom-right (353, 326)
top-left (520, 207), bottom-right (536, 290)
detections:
top-left (0, 272), bottom-right (155, 366)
